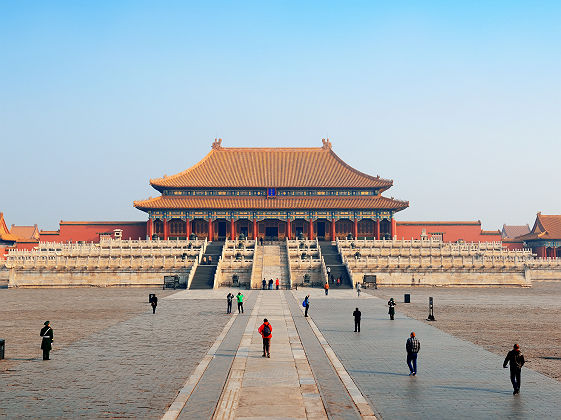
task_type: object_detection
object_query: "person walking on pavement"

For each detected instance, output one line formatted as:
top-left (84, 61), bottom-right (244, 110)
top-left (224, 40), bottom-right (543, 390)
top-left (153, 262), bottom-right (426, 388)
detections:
top-left (503, 343), bottom-right (525, 394)
top-left (356, 282), bottom-right (362, 297)
top-left (262, 278), bottom-right (266, 290)
top-left (226, 292), bottom-right (234, 314)
top-left (40, 321), bottom-right (54, 360)
top-left (258, 318), bottom-right (273, 358)
top-left (236, 292), bottom-right (244, 313)
top-left (324, 282), bottom-right (329, 296)
top-left (388, 298), bottom-right (396, 320)
top-left (327, 266), bottom-right (331, 277)
top-left (406, 332), bottom-right (420, 376)
top-left (268, 279), bottom-right (273, 290)
top-left (275, 278), bottom-right (280, 290)
top-left (303, 295), bottom-right (310, 317)
top-left (150, 294), bottom-right (158, 314)
top-left (353, 307), bottom-right (361, 332)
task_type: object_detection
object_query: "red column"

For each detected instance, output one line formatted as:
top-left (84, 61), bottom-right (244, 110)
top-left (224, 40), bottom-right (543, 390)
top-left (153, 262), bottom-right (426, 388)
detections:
top-left (391, 218), bottom-right (397, 239)
top-left (309, 219), bottom-right (314, 240)
top-left (186, 218), bottom-right (191, 239)
top-left (375, 219), bottom-right (380, 240)
top-left (163, 218), bottom-right (169, 240)
top-left (330, 219), bottom-right (336, 241)
top-left (208, 219), bottom-right (213, 241)
top-left (253, 218), bottom-right (258, 240)
top-left (147, 218), bottom-right (153, 240)
top-left (353, 218), bottom-right (358, 239)
top-left (287, 219), bottom-right (292, 240)
top-left (231, 219), bottom-right (236, 240)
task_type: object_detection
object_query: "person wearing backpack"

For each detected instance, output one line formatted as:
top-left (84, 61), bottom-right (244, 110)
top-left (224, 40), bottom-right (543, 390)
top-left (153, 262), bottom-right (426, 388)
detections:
top-left (258, 318), bottom-right (273, 358)
top-left (503, 344), bottom-right (525, 394)
top-left (406, 331), bottom-right (420, 376)
top-left (303, 295), bottom-right (310, 317)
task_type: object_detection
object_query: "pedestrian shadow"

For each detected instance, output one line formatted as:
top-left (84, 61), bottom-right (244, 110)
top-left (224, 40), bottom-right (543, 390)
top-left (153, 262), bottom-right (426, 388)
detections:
top-left (349, 369), bottom-right (410, 377)
top-left (433, 385), bottom-right (511, 395)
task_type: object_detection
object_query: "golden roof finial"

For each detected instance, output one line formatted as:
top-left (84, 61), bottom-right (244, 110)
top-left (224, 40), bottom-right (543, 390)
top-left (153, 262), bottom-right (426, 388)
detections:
top-left (212, 138), bottom-right (223, 150)
top-left (321, 138), bottom-right (332, 149)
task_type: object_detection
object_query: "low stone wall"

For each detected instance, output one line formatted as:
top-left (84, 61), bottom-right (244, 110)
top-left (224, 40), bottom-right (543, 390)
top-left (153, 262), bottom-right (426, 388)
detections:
top-left (218, 267), bottom-right (252, 288)
top-left (529, 268), bottom-right (561, 281)
top-left (350, 269), bottom-right (530, 287)
top-left (8, 268), bottom-right (191, 288)
top-left (290, 267), bottom-right (324, 287)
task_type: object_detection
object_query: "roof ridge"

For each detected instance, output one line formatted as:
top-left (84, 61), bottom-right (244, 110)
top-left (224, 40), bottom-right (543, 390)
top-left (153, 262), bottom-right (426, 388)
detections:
top-left (327, 148), bottom-right (393, 185)
top-left (150, 148), bottom-right (216, 186)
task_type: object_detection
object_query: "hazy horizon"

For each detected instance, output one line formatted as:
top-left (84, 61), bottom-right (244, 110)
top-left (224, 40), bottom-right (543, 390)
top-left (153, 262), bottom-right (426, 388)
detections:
top-left (1, 1), bottom-right (559, 231)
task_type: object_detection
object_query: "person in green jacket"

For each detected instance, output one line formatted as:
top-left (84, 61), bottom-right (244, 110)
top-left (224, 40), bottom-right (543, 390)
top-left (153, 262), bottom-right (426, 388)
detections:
top-left (236, 292), bottom-right (244, 313)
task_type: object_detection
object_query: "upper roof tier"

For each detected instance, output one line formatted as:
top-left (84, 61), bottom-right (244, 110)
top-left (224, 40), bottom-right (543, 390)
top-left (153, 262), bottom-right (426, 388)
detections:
top-left (150, 139), bottom-right (393, 190)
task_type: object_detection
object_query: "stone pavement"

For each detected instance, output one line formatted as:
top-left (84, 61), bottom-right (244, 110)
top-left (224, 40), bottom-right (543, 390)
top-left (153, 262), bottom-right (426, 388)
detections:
top-left (0, 293), bottom-right (235, 419)
top-left (2, 287), bottom-right (561, 419)
top-left (292, 288), bottom-right (561, 419)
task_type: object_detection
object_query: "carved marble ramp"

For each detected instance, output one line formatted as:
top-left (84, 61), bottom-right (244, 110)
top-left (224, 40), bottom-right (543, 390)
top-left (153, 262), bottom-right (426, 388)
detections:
top-left (213, 291), bottom-right (328, 420)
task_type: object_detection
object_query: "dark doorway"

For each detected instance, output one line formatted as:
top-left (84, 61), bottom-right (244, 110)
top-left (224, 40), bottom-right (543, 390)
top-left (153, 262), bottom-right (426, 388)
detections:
top-left (217, 221), bottom-right (227, 239)
top-left (240, 226), bottom-right (248, 236)
top-left (317, 221), bottom-right (326, 239)
top-left (265, 226), bottom-right (278, 240)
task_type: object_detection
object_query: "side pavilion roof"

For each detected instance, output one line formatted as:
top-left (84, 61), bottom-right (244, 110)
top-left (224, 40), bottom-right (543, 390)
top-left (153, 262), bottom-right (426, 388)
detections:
top-left (149, 139), bottom-right (393, 190)
top-left (517, 213), bottom-right (561, 241)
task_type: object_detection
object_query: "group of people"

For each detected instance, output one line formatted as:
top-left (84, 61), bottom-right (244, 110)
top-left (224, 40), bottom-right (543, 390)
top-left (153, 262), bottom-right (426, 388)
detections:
top-left (262, 278), bottom-right (280, 290)
top-left (226, 292), bottom-right (245, 314)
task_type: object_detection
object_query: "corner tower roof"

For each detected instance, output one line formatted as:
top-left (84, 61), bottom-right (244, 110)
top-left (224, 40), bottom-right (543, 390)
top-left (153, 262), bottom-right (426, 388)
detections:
top-left (150, 139), bottom-right (393, 190)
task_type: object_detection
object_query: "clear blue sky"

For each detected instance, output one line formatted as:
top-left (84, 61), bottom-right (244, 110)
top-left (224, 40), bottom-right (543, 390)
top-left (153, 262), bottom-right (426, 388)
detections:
top-left (1, 1), bottom-right (560, 230)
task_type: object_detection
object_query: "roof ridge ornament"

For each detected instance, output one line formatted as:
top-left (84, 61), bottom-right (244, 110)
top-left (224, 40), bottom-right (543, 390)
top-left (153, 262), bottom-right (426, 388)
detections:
top-left (212, 138), bottom-right (223, 150)
top-left (321, 138), bottom-right (332, 150)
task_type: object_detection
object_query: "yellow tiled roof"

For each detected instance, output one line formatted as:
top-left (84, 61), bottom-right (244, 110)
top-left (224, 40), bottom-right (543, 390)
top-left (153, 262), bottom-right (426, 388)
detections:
top-left (518, 213), bottom-right (561, 241)
top-left (150, 143), bottom-right (393, 189)
top-left (0, 213), bottom-right (18, 242)
top-left (134, 195), bottom-right (408, 211)
top-left (10, 225), bottom-right (40, 241)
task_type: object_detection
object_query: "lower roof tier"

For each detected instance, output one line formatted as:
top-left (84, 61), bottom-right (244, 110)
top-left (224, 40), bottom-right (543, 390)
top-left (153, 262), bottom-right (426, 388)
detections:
top-left (134, 195), bottom-right (409, 212)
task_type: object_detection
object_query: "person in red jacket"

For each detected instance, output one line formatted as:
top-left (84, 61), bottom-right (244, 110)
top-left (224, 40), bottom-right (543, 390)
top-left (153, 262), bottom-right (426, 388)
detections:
top-left (258, 318), bottom-right (273, 358)
top-left (275, 278), bottom-right (280, 290)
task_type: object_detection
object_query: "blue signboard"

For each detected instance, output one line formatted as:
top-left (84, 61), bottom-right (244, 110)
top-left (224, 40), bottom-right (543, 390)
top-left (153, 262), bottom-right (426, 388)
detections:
top-left (267, 188), bottom-right (276, 198)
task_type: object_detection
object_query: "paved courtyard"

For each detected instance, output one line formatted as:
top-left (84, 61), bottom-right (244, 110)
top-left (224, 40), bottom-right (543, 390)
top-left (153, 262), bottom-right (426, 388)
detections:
top-left (1, 288), bottom-right (560, 419)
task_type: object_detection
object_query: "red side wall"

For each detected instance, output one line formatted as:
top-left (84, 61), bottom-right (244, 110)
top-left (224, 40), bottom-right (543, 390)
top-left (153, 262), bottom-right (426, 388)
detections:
top-left (39, 222), bottom-right (147, 243)
top-left (396, 222), bottom-right (501, 243)
top-left (503, 240), bottom-right (525, 250)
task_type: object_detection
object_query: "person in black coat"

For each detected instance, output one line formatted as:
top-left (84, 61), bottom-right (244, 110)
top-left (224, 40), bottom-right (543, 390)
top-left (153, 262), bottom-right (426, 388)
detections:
top-left (40, 321), bottom-right (53, 360)
top-left (353, 308), bottom-right (361, 332)
top-left (503, 344), bottom-right (525, 394)
top-left (150, 294), bottom-right (158, 314)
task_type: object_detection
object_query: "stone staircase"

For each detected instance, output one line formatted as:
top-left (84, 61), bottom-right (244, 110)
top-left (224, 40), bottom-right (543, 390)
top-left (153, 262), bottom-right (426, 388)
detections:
top-left (319, 241), bottom-right (352, 288)
top-left (251, 243), bottom-right (290, 289)
top-left (190, 241), bottom-right (224, 289)
top-left (250, 245), bottom-right (263, 288)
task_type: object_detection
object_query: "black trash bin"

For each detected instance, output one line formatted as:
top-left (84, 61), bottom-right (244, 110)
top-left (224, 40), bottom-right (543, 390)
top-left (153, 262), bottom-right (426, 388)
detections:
top-left (0, 339), bottom-right (5, 360)
top-left (404, 293), bottom-right (411, 303)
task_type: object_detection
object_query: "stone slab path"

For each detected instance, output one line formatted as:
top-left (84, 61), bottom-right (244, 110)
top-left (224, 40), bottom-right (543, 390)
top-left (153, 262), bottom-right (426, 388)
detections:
top-left (292, 288), bottom-right (561, 419)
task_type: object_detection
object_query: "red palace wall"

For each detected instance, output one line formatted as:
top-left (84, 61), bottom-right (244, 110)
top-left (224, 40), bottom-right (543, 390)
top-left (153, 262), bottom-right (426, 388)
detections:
top-left (39, 221), bottom-right (147, 243)
top-left (396, 221), bottom-right (502, 243)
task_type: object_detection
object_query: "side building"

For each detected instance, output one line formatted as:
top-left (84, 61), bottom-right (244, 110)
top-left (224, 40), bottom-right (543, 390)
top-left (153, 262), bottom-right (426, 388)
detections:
top-left (134, 139), bottom-right (409, 241)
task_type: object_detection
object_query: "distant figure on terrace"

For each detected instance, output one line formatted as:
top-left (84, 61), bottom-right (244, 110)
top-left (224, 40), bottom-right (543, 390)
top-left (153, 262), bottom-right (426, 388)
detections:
top-left (336, 277), bottom-right (341, 287)
top-left (275, 278), bottom-right (280, 290)
top-left (356, 282), bottom-right (361, 297)
top-left (262, 278), bottom-right (267, 290)
top-left (268, 279), bottom-right (273, 290)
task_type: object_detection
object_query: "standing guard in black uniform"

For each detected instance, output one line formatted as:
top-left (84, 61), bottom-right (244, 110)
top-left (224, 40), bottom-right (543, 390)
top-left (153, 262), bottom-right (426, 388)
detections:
top-left (40, 321), bottom-right (53, 360)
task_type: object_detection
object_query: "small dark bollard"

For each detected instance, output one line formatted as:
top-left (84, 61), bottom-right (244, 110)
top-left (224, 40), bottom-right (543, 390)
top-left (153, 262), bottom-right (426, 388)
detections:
top-left (404, 293), bottom-right (410, 303)
top-left (427, 297), bottom-right (436, 321)
top-left (0, 339), bottom-right (5, 360)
